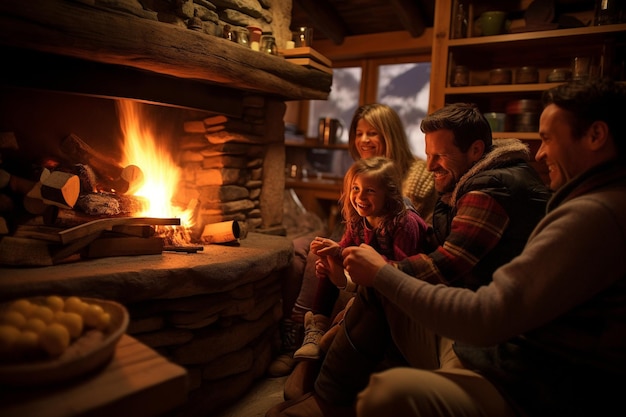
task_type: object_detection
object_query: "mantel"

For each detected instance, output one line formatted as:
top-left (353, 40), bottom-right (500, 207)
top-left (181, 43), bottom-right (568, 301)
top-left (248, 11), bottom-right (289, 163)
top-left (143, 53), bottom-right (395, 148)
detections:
top-left (0, 0), bottom-right (332, 109)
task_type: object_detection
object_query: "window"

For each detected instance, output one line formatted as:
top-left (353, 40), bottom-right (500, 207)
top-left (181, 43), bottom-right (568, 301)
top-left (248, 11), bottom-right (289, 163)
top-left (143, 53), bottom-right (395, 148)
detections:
top-left (306, 57), bottom-right (431, 159)
top-left (377, 62), bottom-right (431, 160)
top-left (306, 66), bottom-right (362, 144)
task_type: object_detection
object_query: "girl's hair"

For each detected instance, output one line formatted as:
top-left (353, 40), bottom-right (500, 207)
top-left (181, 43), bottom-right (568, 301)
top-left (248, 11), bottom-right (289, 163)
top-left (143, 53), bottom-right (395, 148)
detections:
top-left (340, 156), bottom-right (406, 231)
top-left (347, 104), bottom-right (415, 177)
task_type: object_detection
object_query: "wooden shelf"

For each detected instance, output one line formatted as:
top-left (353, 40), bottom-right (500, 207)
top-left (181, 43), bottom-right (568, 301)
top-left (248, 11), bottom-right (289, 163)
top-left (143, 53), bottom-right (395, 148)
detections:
top-left (444, 82), bottom-right (560, 94)
top-left (448, 24), bottom-right (626, 47)
top-left (493, 132), bottom-right (539, 141)
top-left (285, 140), bottom-right (349, 150)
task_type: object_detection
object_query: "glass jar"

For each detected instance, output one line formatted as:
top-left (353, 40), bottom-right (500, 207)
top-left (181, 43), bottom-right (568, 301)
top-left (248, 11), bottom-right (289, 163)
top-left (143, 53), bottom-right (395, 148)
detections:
top-left (260, 33), bottom-right (278, 55)
top-left (450, 65), bottom-right (469, 87)
top-left (234, 29), bottom-right (249, 48)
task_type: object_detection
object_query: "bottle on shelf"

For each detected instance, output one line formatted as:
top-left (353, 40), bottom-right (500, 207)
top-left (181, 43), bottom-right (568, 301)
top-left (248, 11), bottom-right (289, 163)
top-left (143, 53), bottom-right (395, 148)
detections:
top-left (452, 1), bottom-right (468, 39)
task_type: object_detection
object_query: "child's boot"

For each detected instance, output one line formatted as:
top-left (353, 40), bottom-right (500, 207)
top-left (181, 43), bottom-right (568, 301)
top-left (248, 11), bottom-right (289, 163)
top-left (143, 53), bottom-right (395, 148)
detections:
top-left (293, 311), bottom-right (330, 360)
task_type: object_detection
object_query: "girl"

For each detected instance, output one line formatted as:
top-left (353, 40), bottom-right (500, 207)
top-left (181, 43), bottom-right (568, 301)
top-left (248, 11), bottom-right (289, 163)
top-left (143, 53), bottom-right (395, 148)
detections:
top-left (294, 156), bottom-right (431, 360)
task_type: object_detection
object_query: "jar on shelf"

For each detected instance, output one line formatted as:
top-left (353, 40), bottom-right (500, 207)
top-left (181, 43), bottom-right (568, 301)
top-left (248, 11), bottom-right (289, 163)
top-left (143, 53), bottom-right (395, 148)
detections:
top-left (489, 68), bottom-right (512, 85)
top-left (260, 32), bottom-right (278, 55)
top-left (515, 66), bottom-right (539, 84)
top-left (451, 65), bottom-right (469, 86)
top-left (546, 68), bottom-right (572, 83)
top-left (451, 1), bottom-right (468, 39)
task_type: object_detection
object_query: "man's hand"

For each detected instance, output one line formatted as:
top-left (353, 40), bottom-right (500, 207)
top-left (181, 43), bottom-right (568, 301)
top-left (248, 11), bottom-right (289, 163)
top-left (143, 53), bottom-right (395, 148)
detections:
top-left (342, 244), bottom-right (387, 287)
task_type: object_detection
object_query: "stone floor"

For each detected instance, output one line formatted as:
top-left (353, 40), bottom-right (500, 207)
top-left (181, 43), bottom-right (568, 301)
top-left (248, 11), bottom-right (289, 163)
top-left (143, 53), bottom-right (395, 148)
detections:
top-left (212, 375), bottom-right (287, 417)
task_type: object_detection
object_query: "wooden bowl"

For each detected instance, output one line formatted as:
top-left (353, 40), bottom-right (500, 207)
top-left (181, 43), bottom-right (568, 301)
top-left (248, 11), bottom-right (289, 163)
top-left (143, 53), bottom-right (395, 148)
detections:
top-left (0, 297), bottom-right (129, 386)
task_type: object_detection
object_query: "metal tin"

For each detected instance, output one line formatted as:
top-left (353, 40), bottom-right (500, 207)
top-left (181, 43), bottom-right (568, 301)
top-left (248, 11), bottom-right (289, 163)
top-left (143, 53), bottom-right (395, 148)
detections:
top-left (506, 99), bottom-right (541, 115)
top-left (546, 68), bottom-right (572, 83)
top-left (484, 112), bottom-right (507, 132)
top-left (515, 66), bottom-right (538, 84)
top-left (489, 68), bottom-right (512, 85)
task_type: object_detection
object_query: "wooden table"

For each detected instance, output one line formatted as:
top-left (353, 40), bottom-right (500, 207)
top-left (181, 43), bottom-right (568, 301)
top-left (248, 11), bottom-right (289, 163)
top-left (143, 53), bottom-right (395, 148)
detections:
top-left (0, 334), bottom-right (188, 417)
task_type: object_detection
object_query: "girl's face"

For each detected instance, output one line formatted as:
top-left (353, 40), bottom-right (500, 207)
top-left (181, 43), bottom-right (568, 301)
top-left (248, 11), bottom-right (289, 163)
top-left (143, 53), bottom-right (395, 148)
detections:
top-left (355, 119), bottom-right (386, 159)
top-left (350, 173), bottom-right (386, 222)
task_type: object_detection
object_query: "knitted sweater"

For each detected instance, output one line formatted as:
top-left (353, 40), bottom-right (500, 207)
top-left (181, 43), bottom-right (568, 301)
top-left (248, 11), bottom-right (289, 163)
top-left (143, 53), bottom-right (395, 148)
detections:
top-left (402, 158), bottom-right (437, 225)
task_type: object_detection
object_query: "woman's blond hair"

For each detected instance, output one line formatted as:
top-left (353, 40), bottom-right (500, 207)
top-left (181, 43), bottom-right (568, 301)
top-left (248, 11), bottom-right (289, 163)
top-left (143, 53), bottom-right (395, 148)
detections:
top-left (347, 104), bottom-right (415, 178)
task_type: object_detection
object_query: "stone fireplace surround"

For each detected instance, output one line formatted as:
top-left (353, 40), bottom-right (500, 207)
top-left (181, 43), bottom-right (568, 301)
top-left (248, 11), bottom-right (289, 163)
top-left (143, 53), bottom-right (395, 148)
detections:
top-left (0, 1), bottom-right (331, 415)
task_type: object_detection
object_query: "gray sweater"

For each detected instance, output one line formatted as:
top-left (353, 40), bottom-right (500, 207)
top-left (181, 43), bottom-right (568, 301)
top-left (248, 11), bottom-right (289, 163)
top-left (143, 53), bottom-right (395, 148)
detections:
top-left (373, 161), bottom-right (626, 417)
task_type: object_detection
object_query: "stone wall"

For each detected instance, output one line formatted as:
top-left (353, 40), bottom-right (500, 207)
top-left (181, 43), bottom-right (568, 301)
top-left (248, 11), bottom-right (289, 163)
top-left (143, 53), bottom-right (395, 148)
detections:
top-left (175, 96), bottom-right (287, 235)
top-left (117, 0), bottom-right (293, 52)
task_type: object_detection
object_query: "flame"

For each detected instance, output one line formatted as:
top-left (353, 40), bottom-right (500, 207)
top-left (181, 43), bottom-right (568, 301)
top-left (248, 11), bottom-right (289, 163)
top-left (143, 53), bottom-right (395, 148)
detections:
top-left (116, 100), bottom-right (194, 235)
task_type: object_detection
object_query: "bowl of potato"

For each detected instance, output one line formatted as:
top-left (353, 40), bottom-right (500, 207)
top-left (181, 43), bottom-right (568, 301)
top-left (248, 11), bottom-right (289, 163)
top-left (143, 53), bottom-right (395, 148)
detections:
top-left (0, 295), bottom-right (129, 386)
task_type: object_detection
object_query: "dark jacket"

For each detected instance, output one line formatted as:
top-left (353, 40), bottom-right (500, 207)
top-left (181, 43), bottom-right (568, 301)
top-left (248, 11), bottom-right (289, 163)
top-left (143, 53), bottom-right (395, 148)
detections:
top-left (400, 138), bottom-right (552, 290)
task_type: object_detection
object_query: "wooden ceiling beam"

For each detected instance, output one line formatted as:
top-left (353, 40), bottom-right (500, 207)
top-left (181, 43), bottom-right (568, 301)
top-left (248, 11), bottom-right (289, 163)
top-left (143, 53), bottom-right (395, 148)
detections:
top-left (390, 0), bottom-right (427, 37)
top-left (293, 0), bottom-right (348, 45)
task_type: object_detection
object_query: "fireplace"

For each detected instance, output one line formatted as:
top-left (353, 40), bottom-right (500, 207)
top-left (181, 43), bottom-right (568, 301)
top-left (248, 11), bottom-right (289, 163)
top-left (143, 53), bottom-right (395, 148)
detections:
top-left (0, 0), bottom-right (331, 245)
top-left (0, 1), bottom-right (331, 415)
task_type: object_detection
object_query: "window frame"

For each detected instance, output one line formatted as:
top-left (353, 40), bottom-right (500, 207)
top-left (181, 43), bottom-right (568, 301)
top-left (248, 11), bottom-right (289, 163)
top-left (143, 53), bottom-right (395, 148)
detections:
top-left (296, 52), bottom-right (432, 139)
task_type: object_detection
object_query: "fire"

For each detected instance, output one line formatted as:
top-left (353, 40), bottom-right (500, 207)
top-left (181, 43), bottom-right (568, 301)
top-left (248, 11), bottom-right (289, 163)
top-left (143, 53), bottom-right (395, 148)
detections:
top-left (116, 100), bottom-right (194, 235)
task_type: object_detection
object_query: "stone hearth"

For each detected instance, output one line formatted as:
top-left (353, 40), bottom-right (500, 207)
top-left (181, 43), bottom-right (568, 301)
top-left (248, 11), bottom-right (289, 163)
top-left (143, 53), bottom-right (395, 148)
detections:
top-left (0, 233), bottom-right (292, 416)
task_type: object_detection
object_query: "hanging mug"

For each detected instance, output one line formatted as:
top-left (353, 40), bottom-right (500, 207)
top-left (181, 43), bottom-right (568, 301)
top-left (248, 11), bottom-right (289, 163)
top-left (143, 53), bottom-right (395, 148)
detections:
top-left (318, 117), bottom-right (344, 145)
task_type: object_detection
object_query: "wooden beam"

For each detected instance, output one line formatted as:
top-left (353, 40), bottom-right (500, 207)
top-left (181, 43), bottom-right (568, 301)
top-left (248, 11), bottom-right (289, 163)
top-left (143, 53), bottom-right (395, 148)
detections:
top-left (390, 0), bottom-right (427, 37)
top-left (0, 0), bottom-right (332, 100)
top-left (294, 0), bottom-right (349, 45)
top-left (314, 29), bottom-right (434, 62)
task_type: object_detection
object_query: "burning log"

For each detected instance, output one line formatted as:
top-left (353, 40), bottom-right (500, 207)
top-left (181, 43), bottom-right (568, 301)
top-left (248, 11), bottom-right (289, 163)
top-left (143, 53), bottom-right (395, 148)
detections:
top-left (75, 192), bottom-right (149, 216)
top-left (60, 133), bottom-right (144, 194)
top-left (113, 164), bottom-right (144, 194)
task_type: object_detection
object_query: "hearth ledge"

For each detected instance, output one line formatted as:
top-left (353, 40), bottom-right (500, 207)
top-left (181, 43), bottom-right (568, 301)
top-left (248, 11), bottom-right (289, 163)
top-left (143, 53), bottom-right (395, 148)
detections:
top-left (0, 233), bottom-right (293, 304)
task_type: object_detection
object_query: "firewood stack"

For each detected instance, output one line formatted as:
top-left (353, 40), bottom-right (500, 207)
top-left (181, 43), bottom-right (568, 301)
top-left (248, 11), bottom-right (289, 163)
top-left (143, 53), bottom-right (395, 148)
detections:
top-left (0, 131), bottom-right (183, 266)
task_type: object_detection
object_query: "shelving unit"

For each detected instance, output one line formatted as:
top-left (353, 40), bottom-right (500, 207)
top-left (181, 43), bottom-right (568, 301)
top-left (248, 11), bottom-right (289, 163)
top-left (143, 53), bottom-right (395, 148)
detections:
top-left (285, 140), bottom-right (348, 150)
top-left (429, 0), bottom-right (626, 140)
top-left (284, 140), bottom-right (347, 230)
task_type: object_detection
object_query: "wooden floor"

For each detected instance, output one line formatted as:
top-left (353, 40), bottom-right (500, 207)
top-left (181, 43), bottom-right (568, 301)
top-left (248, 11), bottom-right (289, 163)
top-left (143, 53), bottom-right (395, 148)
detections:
top-left (213, 376), bottom-right (287, 417)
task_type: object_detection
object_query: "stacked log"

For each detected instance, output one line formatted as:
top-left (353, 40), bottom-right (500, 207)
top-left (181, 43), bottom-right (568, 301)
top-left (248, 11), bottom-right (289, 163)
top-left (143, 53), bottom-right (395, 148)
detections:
top-left (0, 131), bottom-right (164, 266)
